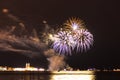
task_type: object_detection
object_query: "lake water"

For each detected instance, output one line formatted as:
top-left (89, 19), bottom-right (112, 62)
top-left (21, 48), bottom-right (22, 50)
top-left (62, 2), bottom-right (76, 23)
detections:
top-left (0, 71), bottom-right (120, 80)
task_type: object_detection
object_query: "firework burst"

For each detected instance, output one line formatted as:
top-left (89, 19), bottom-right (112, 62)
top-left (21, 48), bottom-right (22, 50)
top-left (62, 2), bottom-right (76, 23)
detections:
top-left (51, 30), bottom-right (75, 55)
top-left (50, 18), bottom-right (94, 55)
top-left (64, 17), bottom-right (84, 30)
top-left (73, 29), bottom-right (93, 52)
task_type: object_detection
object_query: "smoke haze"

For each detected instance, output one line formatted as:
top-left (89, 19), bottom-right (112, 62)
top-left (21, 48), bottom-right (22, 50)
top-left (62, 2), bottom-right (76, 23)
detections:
top-left (0, 10), bottom-right (66, 70)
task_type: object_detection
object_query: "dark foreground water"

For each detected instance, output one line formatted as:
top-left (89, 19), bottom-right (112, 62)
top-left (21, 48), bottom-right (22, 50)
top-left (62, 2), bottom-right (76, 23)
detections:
top-left (0, 71), bottom-right (120, 80)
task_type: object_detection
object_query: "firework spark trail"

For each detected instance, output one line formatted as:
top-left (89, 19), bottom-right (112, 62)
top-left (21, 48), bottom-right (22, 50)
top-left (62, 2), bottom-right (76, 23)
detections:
top-left (0, 22), bottom-right (65, 71)
top-left (0, 30), bottom-right (47, 57)
top-left (2, 8), bottom-right (25, 29)
top-left (0, 10), bottom-right (68, 70)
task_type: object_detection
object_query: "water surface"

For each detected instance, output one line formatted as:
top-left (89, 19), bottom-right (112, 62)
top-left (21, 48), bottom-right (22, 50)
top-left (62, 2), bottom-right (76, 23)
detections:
top-left (0, 71), bottom-right (120, 80)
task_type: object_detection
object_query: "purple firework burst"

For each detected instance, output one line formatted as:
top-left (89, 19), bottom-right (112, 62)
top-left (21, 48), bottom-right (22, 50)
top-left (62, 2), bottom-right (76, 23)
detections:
top-left (50, 18), bottom-right (94, 55)
top-left (51, 30), bottom-right (75, 55)
top-left (73, 29), bottom-right (93, 52)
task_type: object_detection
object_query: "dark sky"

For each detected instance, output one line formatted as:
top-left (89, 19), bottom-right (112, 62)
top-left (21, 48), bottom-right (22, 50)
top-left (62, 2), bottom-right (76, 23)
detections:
top-left (0, 0), bottom-right (120, 69)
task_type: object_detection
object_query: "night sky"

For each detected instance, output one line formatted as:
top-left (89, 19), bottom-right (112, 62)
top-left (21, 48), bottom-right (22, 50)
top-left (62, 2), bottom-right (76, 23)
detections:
top-left (0, 0), bottom-right (120, 69)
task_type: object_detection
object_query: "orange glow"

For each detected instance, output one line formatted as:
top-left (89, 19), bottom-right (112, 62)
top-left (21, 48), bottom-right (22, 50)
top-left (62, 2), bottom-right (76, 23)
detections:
top-left (2, 8), bottom-right (9, 13)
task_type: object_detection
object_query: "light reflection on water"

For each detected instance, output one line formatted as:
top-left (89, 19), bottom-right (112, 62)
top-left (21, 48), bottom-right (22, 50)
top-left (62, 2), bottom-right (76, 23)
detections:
top-left (51, 75), bottom-right (95, 80)
top-left (50, 71), bottom-right (95, 80)
top-left (0, 71), bottom-right (95, 80)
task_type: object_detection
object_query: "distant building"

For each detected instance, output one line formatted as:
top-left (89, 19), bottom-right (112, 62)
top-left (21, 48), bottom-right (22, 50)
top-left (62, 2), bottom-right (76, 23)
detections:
top-left (26, 63), bottom-right (30, 68)
top-left (0, 63), bottom-right (45, 71)
top-left (13, 63), bottom-right (38, 71)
